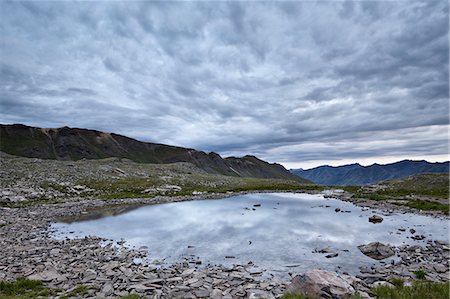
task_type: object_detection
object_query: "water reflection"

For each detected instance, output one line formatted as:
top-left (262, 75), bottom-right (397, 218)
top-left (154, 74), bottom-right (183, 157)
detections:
top-left (51, 193), bottom-right (449, 276)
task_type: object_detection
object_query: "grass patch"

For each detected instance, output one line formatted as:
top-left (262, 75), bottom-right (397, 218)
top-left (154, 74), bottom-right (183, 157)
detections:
top-left (413, 268), bottom-right (427, 280)
top-left (83, 175), bottom-right (321, 200)
top-left (0, 277), bottom-right (57, 298)
top-left (121, 295), bottom-right (144, 299)
top-left (406, 200), bottom-right (449, 214)
top-left (0, 278), bottom-right (99, 299)
top-left (372, 280), bottom-right (449, 299)
top-left (390, 278), bottom-right (405, 288)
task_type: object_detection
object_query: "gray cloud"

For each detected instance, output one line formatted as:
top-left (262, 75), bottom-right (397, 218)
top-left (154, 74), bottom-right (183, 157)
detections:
top-left (0, 0), bottom-right (448, 168)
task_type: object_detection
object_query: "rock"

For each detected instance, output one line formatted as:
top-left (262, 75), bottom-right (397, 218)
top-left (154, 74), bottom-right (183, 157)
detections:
top-left (286, 269), bottom-right (355, 299)
top-left (410, 228), bottom-right (416, 234)
top-left (27, 270), bottom-right (64, 282)
top-left (194, 289), bottom-right (210, 297)
top-left (210, 289), bottom-right (222, 299)
top-left (247, 289), bottom-right (275, 299)
top-left (253, 204), bottom-right (261, 207)
top-left (315, 247), bottom-right (332, 254)
top-left (82, 269), bottom-right (97, 282)
top-left (369, 215), bottom-right (383, 223)
top-left (101, 283), bottom-right (114, 296)
top-left (411, 235), bottom-right (425, 240)
top-left (433, 264), bottom-right (448, 273)
top-left (335, 208), bottom-right (341, 212)
top-left (325, 253), bottom-right (339, 258)
top-left (372, 281), bottom-right (395, 288)
top-left (357, 242), bottom-right (395, 260)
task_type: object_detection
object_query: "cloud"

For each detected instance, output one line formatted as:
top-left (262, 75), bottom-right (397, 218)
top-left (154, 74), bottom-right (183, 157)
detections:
top-left (0, 1), bottom-right (448, 168)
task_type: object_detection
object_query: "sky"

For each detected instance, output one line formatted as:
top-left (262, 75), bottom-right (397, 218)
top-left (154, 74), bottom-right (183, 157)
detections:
top-left (0, 1), bottom-right (448, 169)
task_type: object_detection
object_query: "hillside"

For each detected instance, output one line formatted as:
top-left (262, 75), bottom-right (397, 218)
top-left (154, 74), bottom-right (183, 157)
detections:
top-left (291, 160), bottom-right (449, 185)
top-left (0, 151), bottom-right (315, 205)
top-left (352, 173), bottom-right (449, 213)
top-left (0, 124), bottom-right (308, 182)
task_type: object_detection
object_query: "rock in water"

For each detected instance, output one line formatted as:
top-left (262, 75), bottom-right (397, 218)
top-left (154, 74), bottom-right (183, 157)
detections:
top-left (357, 242), bottom-right (394, 260)
top-left (368, 215), bottom-right (383, 223)
top-left (286, 269), bottom-right (355, 298)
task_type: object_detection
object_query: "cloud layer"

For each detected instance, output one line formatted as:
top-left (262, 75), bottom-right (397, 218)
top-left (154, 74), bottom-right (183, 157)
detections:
top-left (1, 1), bottom-right (448, 168)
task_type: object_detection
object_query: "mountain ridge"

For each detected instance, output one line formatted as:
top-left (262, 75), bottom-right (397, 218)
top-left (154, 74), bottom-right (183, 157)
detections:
top-left (291, 160), bottom-right (449, 186)
top-left (0, 123), bottom-right (309, 183)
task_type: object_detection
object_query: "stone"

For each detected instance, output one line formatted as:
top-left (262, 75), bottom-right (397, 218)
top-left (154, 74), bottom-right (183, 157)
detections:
top-left (101, 283), bottom-right (114, 296)
top-left (27, 270), bottom-right (64, 282)
top-left (210, 288), bottom-right (222, 299)
top-left (358, 242), bottom-right (395, 260)
top-left (326, 253), bottom-right (339, 258)
top-left (194, 289), bottom-right (210, 297)
top-left (369, 215), bottom-right (383, 223)
top-left (286, 270), bottom-right (355, 299)
top-left (412, 235), bottom-right (426, 240)
top-left (433, 264), bottom-right (448, 273)
top-left (372, 281), bottom-right (395, 288)
top-left (410, 228), bottom-right (416, 234)
top-left (247, 289), bottom-right (275, 299)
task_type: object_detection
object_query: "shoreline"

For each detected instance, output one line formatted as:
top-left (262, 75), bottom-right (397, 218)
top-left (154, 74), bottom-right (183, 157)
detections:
top-left (1, 190), bottom-right (449, 298)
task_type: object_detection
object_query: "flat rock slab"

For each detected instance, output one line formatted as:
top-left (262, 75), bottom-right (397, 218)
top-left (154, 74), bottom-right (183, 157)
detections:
top-left (286, 269), bottom-right (355, 299)
top-left (358, 242), bottom-right (394, 260)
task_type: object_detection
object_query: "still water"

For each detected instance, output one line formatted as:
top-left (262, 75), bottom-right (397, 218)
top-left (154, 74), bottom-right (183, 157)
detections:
top-left (51, 192), bottom-right (449, 276)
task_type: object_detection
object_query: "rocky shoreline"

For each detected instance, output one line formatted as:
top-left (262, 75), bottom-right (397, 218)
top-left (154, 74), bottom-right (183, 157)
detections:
top-left (1, 192), bottom-right (449, 298)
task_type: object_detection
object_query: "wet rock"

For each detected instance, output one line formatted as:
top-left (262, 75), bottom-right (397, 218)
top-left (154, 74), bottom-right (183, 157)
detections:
top-left (369, 215), bottom-right (383, 223)
top-left (286, 269), bottom-right (355, 299)
top-left (358, 242), bottom-right (394, 260)
top-left (411, 235), bottom-right (426, 240)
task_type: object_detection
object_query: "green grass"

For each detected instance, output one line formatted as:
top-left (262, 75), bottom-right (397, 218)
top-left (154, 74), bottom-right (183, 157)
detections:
top-left (390, 278), bottom-right (405, 288)
top-left (406, 200), bottom-right (449, 214)
top-left (0, 278), bottom-right (100, 299)
top-left (121, 295), bottom-right (144, 299)
top-left (351, 173), bottom-right (449, 214)
top-left (82, 175), bottom-right (322, 200)
top-left (372, 281), bottom-right (449, 299)
top-left (59, 285), bottom-right (90, 299)
top-left (0, 278), bottom-right (56, 298)
top-left (413, 268), bottom-right (427, 280)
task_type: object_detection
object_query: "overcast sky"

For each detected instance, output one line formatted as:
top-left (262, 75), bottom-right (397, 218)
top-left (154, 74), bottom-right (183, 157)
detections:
top-left (1, 1), bottom-right (448, 169)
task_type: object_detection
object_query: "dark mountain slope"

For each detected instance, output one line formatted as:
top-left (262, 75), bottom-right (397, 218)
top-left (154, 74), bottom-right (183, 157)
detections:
top-left (0, 124), bottom-right (309, 182)
top-left (291, 160), bottom-right (449, 186)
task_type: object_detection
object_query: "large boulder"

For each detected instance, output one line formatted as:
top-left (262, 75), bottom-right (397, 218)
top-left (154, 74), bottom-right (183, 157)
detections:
top-left (368, 215), bottom-right (383, 223)
top-left (358, 242), bottom-right (394, 260)
top-left (286, 269), bottom-right (355, 299)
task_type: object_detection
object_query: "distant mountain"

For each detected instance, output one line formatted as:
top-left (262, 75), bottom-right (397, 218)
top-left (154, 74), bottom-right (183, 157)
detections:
top-left (290, 160), bottom-right (449, 186)
top-left (0, 124), bottom-right (310, 182)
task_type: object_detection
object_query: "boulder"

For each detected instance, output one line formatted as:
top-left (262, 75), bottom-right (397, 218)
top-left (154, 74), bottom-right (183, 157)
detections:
top-left (358, 242), bottom-right (394, 260)
top-left (247, 289), bottom-right (275, 299)
top-left (368, 215), bottom-right (383, 223)
top-left (286, 269), bottom-right (355, 299)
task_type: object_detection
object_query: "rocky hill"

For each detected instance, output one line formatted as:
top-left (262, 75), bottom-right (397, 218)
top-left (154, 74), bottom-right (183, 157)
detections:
top-left (0, 124), bottom-right (308, 182)
top-left (291, 160), bottom-right (449, 186)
